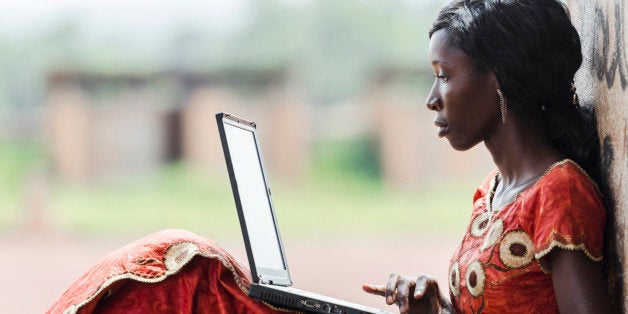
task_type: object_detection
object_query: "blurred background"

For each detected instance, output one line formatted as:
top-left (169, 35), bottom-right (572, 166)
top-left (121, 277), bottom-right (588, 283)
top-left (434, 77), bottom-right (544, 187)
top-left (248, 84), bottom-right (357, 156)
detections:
top-left (0, 0), bottom-right (495, 312)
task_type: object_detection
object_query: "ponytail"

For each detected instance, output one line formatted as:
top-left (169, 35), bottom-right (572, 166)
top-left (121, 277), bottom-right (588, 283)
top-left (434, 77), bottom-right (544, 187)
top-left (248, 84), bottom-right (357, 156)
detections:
top-left (543, 103), bottom-right (600, 183)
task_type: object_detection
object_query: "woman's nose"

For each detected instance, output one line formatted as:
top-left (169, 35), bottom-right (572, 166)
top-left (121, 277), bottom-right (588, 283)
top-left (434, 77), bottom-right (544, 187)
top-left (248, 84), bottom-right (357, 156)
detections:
top-left (426, 94), bottom-right (441, 111)
top-left (426, 84), bottom-right (441, 111)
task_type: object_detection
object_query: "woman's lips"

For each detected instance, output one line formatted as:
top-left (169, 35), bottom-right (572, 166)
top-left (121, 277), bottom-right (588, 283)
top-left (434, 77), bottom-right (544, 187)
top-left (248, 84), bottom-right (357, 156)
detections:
top-left (434, 119), bottom-right (449, 138)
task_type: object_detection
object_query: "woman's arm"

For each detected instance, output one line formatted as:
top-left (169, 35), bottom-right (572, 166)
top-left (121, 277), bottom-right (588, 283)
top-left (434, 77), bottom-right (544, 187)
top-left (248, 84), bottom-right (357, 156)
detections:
top-left (550, 249), bottom-right (614, 313)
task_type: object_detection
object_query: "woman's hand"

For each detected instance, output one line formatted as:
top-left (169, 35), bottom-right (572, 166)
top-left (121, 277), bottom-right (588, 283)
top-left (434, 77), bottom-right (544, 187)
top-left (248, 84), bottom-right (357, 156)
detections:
top-left (362, 273), bottom-right (453, 314)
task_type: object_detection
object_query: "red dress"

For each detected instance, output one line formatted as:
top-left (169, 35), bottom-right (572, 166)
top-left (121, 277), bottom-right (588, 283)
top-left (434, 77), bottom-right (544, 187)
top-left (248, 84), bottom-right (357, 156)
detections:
top-left (48, 229), bottom-right (289, 314)
top-left (448, 160), bottom-right (605, 313)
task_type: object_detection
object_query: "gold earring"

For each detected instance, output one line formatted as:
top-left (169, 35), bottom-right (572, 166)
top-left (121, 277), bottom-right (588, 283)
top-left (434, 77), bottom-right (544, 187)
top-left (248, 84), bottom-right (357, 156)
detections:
top-left (497, 89), bottom-right (507, 124)
top-left (571, 82), bottom-right (580, 108)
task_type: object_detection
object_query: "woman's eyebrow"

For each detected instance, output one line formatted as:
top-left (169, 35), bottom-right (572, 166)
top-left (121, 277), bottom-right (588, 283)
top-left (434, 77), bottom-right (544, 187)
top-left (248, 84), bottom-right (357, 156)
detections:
top-left (431, 59), bottom-right (452, 67)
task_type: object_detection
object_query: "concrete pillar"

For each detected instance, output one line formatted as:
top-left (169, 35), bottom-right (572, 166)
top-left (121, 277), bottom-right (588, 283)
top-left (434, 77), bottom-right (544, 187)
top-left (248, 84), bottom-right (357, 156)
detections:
top-left (46, 86), bottom-right (91, 182)
top-left (261, 88), bottom-right (310, 182)
top-left (181, 87), bottom-right (240, 175)
top-left (568, 0), bottom-right (628, 310)
top-left (371, 88), bottom-right (423, 189)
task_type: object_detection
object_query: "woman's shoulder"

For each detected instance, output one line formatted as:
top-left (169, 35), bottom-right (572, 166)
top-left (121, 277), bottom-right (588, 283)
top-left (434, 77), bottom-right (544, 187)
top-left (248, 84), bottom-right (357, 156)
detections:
top-left (531, 159), bottom-right (601, 198)
top-left (518, 159), bottom-right (605, 224)
top-left (523, 160), bottom-right (606, 262)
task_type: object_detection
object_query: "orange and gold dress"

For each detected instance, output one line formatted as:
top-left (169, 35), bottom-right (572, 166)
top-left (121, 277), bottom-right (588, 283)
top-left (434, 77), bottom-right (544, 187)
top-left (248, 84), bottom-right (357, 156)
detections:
top-left (448, 160), bottom-right (605, 313)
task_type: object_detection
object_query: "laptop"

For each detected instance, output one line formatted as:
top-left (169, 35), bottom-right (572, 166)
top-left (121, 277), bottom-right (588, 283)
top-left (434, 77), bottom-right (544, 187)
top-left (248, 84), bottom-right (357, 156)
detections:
top-left (216, 112), bottom-right (391, 314)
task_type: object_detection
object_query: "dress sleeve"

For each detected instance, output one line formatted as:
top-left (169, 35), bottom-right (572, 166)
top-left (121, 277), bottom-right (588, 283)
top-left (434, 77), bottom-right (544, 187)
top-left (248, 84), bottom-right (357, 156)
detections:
top-left (531, 166), bottom-right (605, 267)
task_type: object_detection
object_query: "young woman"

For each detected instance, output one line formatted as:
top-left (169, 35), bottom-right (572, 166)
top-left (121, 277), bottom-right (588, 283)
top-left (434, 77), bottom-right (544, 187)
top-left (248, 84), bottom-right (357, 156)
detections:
top-left (363, 0), bottom-right (613, 313)
top-left (50, 0), bottom-right (614, 313)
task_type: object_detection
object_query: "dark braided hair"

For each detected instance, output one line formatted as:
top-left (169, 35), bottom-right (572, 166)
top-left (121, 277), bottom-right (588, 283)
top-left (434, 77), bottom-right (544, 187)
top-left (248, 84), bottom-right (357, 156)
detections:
top-left (429, 0), bottom-right (600, 182)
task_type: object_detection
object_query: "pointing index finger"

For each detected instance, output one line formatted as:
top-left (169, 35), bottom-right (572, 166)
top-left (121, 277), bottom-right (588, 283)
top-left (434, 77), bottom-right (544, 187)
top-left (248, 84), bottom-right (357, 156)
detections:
top-left (362, 284), bottom-right (386, 296)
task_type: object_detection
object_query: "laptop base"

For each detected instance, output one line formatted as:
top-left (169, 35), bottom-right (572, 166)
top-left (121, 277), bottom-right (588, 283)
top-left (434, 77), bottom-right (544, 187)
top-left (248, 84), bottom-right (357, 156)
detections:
top-left (249, 284), bottom-right (389, 314)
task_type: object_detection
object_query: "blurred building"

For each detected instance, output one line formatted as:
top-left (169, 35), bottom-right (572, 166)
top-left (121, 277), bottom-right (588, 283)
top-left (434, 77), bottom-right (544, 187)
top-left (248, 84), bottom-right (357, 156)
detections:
top-left (45, 69), bottom-right (310, 182)
top-left (45, 66), bottom-right (494, 186)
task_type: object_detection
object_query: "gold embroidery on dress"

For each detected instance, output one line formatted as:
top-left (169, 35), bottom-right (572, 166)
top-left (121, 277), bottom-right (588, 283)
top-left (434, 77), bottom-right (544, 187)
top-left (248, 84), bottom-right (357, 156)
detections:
top-left (449, 261), bottom-right (461, 297)
top-left (498, 230), bottom-right (535, 269)
top-left (480, 219), bottom-right (503, 251)
top-left (465, 261), bottom-right (486, 297)
top-left (490, 267), bottom-right (534, 285)
top-left (535, 240), bottom-right (604, 274)
top-left (470, 212), bottom-right (490, 238)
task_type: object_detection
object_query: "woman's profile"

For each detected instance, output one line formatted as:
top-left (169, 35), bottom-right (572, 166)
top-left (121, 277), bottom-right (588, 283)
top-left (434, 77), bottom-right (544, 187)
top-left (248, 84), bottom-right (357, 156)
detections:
top-left (363, 0), bottom-right (613, 313)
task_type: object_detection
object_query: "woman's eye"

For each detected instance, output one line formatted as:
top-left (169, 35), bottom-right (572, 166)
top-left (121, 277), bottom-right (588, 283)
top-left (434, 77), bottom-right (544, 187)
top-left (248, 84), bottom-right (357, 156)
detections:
top-left (433, 75), bottom-right (449, 83)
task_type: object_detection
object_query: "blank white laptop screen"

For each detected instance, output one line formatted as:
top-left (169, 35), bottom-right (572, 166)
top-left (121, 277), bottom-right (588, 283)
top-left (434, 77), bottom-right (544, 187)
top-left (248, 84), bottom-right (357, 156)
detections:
top-left (223, 121), bottom-right (285, 271)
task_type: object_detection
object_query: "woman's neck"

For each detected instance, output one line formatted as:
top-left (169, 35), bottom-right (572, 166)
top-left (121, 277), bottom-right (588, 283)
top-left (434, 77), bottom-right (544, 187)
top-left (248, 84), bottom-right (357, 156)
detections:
top-left (484, 115), bottom-right (563, 187)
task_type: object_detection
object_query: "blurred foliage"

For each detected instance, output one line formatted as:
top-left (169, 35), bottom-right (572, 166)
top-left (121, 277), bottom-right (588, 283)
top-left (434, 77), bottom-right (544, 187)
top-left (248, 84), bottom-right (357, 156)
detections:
top-left (0, 141), bottom-right (45, 227)
top-left (0, 0), bottom-right (441, 109)
top-left (312, 137), bottom-right (381, 185)
top-left (219, 0), bottom-right (439, 102)
top-left (0, 142), bottom-right (44, 195)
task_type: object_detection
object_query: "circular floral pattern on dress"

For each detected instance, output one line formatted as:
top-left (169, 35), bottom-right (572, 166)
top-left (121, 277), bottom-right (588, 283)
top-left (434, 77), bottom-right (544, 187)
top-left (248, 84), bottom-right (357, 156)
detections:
top-left (480, 218), bottom-right (503, 251)
top-left (465, 261), bottom-right (486, 297)
top-left (470, 212), bottom-right (490, 237)
top-left (448, 261), bottom-right (460, 297)
top-left (499, 230), bottom-right (535, 269)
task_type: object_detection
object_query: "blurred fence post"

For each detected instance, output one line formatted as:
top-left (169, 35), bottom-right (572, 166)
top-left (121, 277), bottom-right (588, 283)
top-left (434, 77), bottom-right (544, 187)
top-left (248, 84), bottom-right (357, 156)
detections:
top-left (21, 167), bottom-right (49, 231)
top-left (46, 75), bottom-right (91, 182)
top-left (182, 87), bottom-right (239, 175)
top-left (260, 87), bottom-right (310, 182)
top-left (371, 86), bottom-right (423, 189)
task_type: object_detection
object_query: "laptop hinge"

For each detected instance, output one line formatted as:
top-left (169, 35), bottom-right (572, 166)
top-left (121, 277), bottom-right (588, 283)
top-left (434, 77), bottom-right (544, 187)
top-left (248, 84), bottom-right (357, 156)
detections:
top-left (259, 277), bottom-right (291, 286)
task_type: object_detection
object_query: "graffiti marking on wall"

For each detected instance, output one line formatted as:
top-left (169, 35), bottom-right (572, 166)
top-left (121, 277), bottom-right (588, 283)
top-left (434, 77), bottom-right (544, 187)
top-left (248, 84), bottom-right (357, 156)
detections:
top-left (589, 1), bottom-right (628, 90)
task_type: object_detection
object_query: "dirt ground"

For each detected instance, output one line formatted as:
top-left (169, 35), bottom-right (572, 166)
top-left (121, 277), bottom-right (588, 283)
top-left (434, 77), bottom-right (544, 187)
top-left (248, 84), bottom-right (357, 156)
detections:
top-left (0, 230), bottom-right (461, 313)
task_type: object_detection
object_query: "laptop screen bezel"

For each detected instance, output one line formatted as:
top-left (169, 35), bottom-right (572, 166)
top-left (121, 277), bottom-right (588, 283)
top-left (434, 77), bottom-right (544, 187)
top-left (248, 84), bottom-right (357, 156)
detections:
top-left (216, 112), bottom-right (292, 286)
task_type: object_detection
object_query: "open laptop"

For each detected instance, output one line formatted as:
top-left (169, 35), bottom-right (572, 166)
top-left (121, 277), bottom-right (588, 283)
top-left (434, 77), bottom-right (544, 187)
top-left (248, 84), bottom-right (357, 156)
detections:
top-left (216, 112), bottom-right (391, 314)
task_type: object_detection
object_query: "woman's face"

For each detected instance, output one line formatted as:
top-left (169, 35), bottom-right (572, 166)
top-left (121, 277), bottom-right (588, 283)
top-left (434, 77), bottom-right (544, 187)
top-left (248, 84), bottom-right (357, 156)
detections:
top-left (426, 30), bottom-right (501, 151)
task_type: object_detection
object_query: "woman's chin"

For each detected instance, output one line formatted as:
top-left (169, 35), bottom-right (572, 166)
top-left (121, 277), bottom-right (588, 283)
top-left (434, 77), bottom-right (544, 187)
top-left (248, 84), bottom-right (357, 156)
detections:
top-left (447, 137), bottom-right (477, 152)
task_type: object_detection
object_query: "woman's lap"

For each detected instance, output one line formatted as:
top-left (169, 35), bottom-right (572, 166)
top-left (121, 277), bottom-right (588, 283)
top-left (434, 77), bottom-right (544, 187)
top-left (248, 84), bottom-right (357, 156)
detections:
top-left (47, 229), bottom-right (289, 314)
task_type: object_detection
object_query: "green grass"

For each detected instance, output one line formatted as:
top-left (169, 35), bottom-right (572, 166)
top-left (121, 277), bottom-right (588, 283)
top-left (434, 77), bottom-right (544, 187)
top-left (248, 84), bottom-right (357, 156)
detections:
top-left (50, 164), bottom-right (239, 235)
top-left (50, 165), bottom-right (474, 237)
top-left (1, 140), bottom-right (477, 237)
top-left (0, 141), bottom-right (46, 228)
top-left (273, 178), bottom-right (474, 235)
